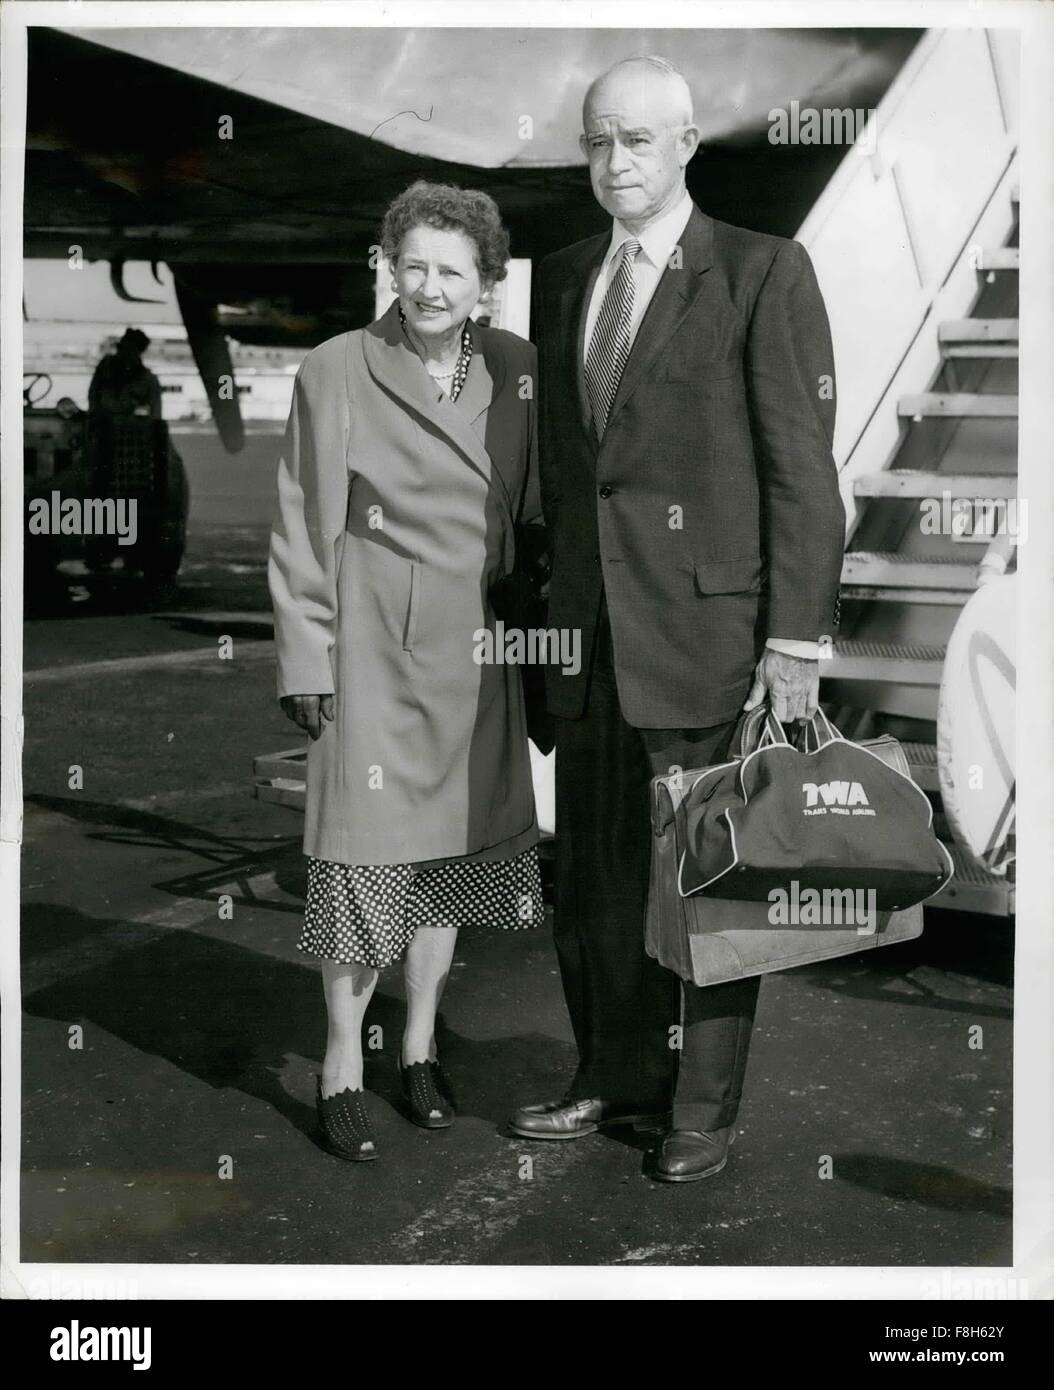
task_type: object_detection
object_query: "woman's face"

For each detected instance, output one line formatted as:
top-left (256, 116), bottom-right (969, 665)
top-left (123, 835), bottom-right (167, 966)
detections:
top-left (394, 225), bottom-right (485, 341)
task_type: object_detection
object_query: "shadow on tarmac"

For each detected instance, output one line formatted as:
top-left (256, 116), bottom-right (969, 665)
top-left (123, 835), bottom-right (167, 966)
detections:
top-left (792, 908), bottom-right (1013, 1011)
top-left (831, 1154), bottom-right (1012, 1219)
top-left (25, 793), bottom-right (300, 912)
top-left (153, 614), bottom-right (273, 642)
top-left (23, 903), bottom-right (575, 1146)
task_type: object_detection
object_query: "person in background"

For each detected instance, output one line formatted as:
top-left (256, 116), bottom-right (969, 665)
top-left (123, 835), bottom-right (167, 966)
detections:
top-left (88, 327), bottom-right (162, 418)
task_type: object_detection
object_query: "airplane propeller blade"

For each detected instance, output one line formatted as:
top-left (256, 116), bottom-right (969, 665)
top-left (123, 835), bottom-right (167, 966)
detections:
top-left (173, 274), bottom-right (245, 454)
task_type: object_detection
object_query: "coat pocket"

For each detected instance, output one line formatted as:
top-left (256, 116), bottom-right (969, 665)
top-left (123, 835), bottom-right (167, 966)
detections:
top-left (693, 555), bottom-right (762, 595)
top-left (403, 558), bottom-right (421, 652)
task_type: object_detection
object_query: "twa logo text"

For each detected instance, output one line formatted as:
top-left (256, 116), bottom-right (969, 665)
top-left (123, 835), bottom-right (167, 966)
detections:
top-left (802, 781), bottom-right (874, 816)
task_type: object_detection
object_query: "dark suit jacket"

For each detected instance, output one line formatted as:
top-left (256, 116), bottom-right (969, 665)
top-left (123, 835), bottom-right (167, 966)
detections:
top-left (536, 203), bottom-right (846, 729)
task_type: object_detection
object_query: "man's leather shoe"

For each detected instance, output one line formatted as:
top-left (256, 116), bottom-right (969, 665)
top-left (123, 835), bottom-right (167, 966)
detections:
top-left (647, 1126), bottom-right (737, 1182)
top-left (509, 1096), bottom-right (671, 1141)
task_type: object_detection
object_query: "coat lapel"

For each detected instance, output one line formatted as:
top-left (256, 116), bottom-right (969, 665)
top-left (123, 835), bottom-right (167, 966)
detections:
top-left (456, 317), bottom-right (498, 429)
top-left (361, 300), bottom-right (494, 486)
top-left (605, 207), bottom-right (714, 428)
top-left (461, 322), bottom-right (519, 515)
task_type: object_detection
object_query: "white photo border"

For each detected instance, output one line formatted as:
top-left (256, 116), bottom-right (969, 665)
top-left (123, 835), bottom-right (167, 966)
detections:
top-left (2, 0), bottom-right (1051, 1301)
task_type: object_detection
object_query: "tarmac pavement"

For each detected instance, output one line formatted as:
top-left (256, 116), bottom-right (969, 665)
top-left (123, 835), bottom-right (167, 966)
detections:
top-left (17, 488), bottom-right (1014, 1270)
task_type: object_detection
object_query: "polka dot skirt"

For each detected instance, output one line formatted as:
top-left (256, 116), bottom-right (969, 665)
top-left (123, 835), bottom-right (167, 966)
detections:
top-left (298, 846), bottom-right (543, 969)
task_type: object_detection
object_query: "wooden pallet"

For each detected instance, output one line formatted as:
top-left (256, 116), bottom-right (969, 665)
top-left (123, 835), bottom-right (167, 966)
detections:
top-left (254, 746), bottom-right (308, 811)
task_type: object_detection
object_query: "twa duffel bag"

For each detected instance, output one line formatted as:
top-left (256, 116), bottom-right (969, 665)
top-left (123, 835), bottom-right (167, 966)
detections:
top-left (645, 707), bottom-right (945, 988)
top-left (680, 707), bottom-right (953, 910)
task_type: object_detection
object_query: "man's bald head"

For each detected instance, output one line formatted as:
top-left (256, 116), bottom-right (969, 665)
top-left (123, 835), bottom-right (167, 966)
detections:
top-left (583, 56), bottom-right (694, 131)
top-left (580, 55), bottom-right (699, 231)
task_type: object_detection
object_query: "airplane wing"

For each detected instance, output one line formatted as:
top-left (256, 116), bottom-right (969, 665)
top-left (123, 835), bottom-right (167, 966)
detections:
top-left (25, 25), bottom-right (919, 449)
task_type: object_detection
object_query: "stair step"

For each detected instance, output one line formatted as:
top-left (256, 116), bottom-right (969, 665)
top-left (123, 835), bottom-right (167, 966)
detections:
top-left (842, 552), bottom-right (977, 591)
top-left (976, 247), bottom-right (1019, 271)
top-left (940, 319), bottom-right (1018, 343)
top-left (822, 640), bottom-right (946, 685)
top-left (854, 471), bottom-right (1016, 500)
top-left (902, 741), bottom-right (938, 792)
top-left (899, 393), bottom-right (1019, 419)
top-left (929, 840), bottom-right (1014, 915)
top-left (839, 587), bottom-right (969, 606)
top-left (939, 319), bottom-right (1019, 358)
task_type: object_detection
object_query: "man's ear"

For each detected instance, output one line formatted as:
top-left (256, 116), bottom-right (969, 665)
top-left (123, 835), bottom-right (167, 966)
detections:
top-left (678, 124), bottom-right (701, 166)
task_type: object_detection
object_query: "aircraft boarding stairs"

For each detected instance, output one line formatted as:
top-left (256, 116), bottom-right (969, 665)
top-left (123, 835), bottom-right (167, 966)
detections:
top-left (799, 28), bottom-right (1019, 914)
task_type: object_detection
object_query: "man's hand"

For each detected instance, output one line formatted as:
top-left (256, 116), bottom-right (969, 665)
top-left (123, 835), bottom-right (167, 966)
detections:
top-left (744, 650), bottom-right (819, 724)
top-left (280, 694), bottom-right (335, 741)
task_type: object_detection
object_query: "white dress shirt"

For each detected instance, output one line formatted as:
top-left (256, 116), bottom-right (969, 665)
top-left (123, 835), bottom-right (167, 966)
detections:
top-left (583, 189), bottom-right (695, 363)
top-left (584, 187), bottom-right (820, 661)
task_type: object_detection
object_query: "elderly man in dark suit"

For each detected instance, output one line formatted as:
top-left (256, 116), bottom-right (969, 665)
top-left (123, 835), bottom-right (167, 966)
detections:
top-left (510, 56), bottom-right (846, 1180)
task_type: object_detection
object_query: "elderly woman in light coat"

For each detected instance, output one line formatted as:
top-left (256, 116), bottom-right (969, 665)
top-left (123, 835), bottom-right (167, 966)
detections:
top-left (269, 181), bottom-right (542, 1161)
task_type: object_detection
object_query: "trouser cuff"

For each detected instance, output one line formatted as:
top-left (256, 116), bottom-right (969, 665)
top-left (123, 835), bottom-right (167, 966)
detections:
top-left (672, 1100), bottom-right (741, 1133)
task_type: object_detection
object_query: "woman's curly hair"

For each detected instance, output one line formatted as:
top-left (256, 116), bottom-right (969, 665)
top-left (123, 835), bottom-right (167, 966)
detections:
top-left (380, 180), bottom-right (510, 285)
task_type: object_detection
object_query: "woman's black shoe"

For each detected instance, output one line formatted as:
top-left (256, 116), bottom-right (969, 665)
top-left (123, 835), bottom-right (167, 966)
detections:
top-left (401, 1059), bottom-right (455, 1129)
top-left (316, 1078), bottom-right (378, 1160)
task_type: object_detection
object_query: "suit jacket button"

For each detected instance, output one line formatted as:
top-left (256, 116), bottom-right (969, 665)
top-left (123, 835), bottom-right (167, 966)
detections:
top-left (598, 485), bottom-right (613, 498)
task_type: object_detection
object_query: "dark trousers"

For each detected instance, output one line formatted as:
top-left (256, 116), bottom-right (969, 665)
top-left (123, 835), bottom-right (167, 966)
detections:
top-left (553, 597), bottom-right (760, 1131)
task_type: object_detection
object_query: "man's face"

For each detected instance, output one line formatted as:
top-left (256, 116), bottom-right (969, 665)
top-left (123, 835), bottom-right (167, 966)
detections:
top-left (580, 74), bottom-right (697, 225)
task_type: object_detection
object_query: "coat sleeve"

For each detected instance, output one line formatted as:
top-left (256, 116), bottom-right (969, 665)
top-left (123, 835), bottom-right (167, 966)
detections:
top-left (533, 257), bottom-right (561, 534)
top-left (745, 240), bottom-right (846, 641)
top-left (267, 345), bottom-right (350, 699)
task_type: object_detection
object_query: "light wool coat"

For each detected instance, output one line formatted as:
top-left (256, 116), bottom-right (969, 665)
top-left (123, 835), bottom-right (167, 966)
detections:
top-left (268, 300), bottom-right (541, 866)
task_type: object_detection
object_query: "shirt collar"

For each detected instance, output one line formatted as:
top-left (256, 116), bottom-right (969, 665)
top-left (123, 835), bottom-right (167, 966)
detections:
top-left (604, 188), bottom-right (694, 270)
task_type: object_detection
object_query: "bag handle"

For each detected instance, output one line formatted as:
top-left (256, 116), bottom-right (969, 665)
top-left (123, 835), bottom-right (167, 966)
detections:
top-left (757, 710), bottom-right (792, 749)
top-left (729, 704), bottom-right (771, 758)
top-left (734, 703), bottom-right (801, 754)
top-left (736, 703), bottom-right (844, 755)
top-left (795, 707), bottom-right (842, 753)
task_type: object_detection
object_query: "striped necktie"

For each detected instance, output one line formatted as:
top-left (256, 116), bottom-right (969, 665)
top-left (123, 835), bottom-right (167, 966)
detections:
top-left (584, 238), bottom-right (642, 436)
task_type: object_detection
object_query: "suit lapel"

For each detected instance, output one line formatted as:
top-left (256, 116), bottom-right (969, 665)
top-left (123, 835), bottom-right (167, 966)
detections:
top-left (361, 300), bottom-right (494, 486)
top-left (557, 236), bottom-right (607, 441)
top-left (606, 207), bottom-right (715, 428)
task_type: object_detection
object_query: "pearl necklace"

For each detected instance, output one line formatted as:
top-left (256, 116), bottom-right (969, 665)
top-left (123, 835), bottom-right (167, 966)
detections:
top-left (399, 305), bottom-right (473, 401)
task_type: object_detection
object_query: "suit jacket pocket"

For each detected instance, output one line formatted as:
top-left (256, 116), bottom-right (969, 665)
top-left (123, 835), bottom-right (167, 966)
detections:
top-left (693, 555), bottom-right (762, 595)
top-left (657, 354), bottom-right (740, 384)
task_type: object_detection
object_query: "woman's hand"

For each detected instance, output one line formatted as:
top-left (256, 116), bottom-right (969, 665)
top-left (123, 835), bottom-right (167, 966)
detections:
top-left (280, 694), bottom-right (335, 740)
